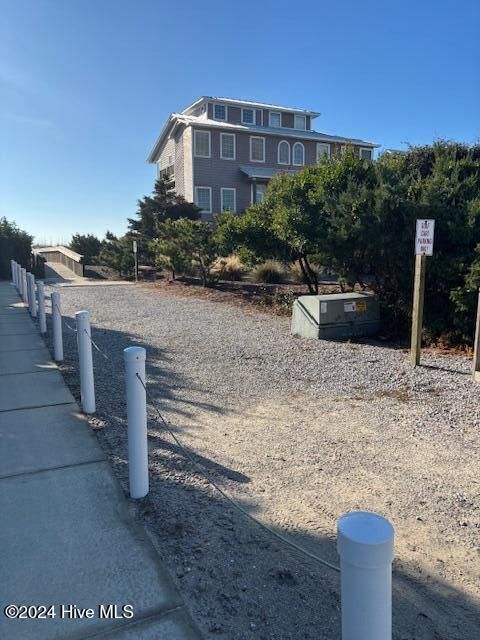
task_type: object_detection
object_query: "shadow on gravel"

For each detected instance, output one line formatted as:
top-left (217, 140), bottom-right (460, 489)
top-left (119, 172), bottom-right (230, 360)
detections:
top-left (43, 310), bottom-right (246, 486)
top-left (419, 362), bottom-right (471, 375)
top-left (138, 464), bottom-right (480, 640)
top-left (42, 311), bottom-right (479, 640)
top-left (148, 432), bottom-right (250, 484)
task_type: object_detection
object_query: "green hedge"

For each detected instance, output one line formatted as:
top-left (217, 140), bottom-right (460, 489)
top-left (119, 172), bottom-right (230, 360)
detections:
top-left (0, 217), bottom-right (33, 279)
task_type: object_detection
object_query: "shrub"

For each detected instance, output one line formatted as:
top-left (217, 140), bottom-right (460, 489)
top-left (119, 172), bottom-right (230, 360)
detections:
top-left (212, 255), bottom-right (245, 281)
top-left (259, 291), bottom-right (296, 315)
top-left (69, 233), bottom-right (102, 263)
top-left (288, 261), bottom-right (323, 284)
top-left (252, 260), bottom-right (286, 284)
top-left (151, 218), bottom-right (218, 286)
top-left (98, 232), bottom-right (135, 277)
top-left (0, 217), bottom-right (32, 278)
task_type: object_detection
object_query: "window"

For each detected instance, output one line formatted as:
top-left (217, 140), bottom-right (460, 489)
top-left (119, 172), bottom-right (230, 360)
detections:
top-left (316, 143), bottom-right (330, 162)
top-left (168, 155), bottom-right (173, 165)
top-left (221, 188), bottom-right (236, 212)
top-left (292, 142), bottom-right (305, 166)
top-left (194, 186), bottom-right (212, 213)
top-left (250, 136), bottom-right (265, 162)
top-left (251, 183), bottom-right (267, 204)
top-left (242, 108), bottom-right (255, 124)
top-left (294, 114), bottom-right (306, 130)
top-left (360, 147), bottom-right (373, 160)
top-left (194, 130), bottom-right (211, 157)
top-left (214, 104), bottom-right (227, 120)
top-left (220, 133), bottom-right (236, 160)
top-left (269, 111), bottom-right (281, 128)
top-left (278, 140), bottom-right (290, 165)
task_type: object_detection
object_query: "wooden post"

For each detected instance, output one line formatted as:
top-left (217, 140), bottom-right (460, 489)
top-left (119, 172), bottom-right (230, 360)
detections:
top-left (133, 240), bottom-right (138, 283)
top-left (472, 289), bottom-right (480, 381)
top-left (410, 254), bottom-right (427, 367)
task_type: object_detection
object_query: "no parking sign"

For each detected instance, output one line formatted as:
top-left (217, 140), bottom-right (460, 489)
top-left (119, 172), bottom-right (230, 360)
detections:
top-left (415, 219), bottom-right (435, 256)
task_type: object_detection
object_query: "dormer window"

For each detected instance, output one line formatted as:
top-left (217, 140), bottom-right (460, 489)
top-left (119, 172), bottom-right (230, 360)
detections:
top-left (294, 114), bottom-right (306, 130)
top-left (269, 111), bottom-right (281, 128)
top-left (242, 108), bottom-right (255, 125)
top-left (214, 104), bottom-right (227, 120)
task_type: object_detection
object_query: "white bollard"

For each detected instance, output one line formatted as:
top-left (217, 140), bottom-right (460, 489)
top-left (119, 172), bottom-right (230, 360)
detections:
top-left (27, 273), bottom-right (37, 317)
top-left (22, 268), bottom-right (28, 304)
top-left (337, 511), bottom-right (394, 640)
top-left (10, 260), bottom-right (15, 285)
top-left (17, 265), bottom-right (23, 296)
top-left (26, 273), bottom-right (32, 312)
top-left (37, 281), bottom-right (47, 334)
top-left (75, 310), bottom-right (96, 414)
top-left (51, 291), bottom-right (63, 362)
top-left (14, 262), bottom-right (19, 289)
top-left (124, 346), bottom-right (149, 498)
top-left (21, 267), bottom-right (26, 298)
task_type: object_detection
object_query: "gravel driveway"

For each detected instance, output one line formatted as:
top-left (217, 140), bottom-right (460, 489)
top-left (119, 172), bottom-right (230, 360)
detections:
top-left (45, 283), bottom-right (479, 640)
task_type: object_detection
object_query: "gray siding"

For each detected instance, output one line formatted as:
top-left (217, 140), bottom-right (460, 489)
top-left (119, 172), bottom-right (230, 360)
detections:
top-left (227, 106), bottom-right (241, 124)
top-left (158, 136), bottom-right (175, 170)
top-left (189, 104), bottom-right (206, 117)
top-left (205, 101), bottom-right (312, 132)
top-left (192, 128), bottom-right (346, 215)
top-left (281, 112), bottom-right (294, 128)
top-left (174, 126), bottom-right (185, 196)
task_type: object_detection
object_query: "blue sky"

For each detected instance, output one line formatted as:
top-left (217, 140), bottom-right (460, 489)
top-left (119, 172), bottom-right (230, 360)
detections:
top-left (1, 0), bottom-right (479, 243)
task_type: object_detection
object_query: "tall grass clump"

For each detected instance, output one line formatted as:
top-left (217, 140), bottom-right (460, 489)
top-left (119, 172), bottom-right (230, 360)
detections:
top-left (252, 260), bottom-right (286, 284)
top-left (212, 254), bottom-right (245, 281)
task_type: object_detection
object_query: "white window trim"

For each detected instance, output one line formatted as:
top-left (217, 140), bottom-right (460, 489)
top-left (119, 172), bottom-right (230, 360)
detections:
top-left (359, 146), bottom-right (373, 160)
top-left (316, 142), bottom-right (331, 161)
top-left (194, 130), bottom-right (211, 158)
top-left (214, 103), bottom-right (228, 121)
top-left (292, 142), bottom-right (305, 166)
top-left (194, 186), bottom-right (212, 213)
top-left (220, 132), bottom-right (236, 160)
top-left (249, 136), bottom-right (265, 163)
top-left (220, 187), bottom-right (236, 212)
top-left (269, 111), bottom-right (282, 128)
top-left (242, 107), bottom-right (256, 125)
top-left (277, 140), bottom-right (290, 165)
top-left (250, 183), bottom-right (267, 204)
top-left (294, 114), bottom-right (307, 130)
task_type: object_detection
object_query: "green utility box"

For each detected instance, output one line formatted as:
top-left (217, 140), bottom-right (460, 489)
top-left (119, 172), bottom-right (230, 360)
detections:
top-left (291, 292), bottom-right (380, 340)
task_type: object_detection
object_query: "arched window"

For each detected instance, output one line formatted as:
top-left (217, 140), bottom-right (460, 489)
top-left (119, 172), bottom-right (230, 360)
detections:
top-left (278, 140), bottom-right (290, 165)
top-left (292, 142), bottom-right (305, 166)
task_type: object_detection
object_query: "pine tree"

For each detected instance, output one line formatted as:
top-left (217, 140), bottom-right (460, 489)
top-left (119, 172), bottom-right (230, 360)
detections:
top-left (127, 178), bottom-right (201, 263)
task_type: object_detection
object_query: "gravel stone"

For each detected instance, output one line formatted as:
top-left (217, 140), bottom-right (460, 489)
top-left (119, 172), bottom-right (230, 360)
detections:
top-left (44, 283), bottom-right (480, 640)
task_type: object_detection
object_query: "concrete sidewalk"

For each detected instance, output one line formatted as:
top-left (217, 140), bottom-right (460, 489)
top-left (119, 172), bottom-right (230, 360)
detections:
top-left (0, 281), bottom-right (202, 639)
top-left (44, 262), bottom-right (132, 287)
